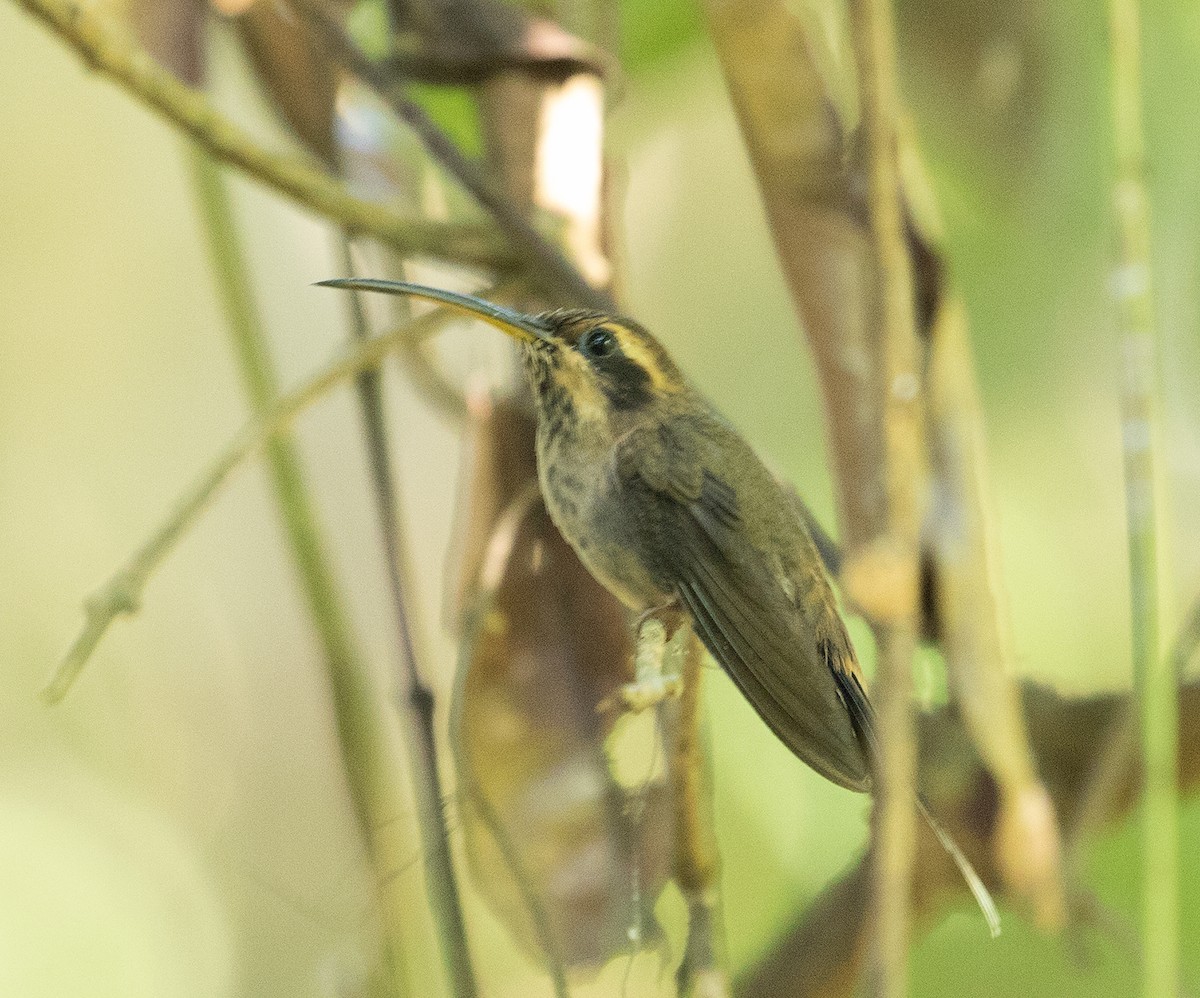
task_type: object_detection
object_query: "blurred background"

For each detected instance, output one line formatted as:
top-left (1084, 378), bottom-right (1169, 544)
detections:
top-left (1, 0), bottom-right (1198, 995)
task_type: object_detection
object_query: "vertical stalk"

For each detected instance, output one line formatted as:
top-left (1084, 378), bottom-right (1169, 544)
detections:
top-left (336, 239), bottom-right (479, 998)
top-left (1106, 2), bottom-right (1177, 995)
top-left (186, 146), bottom-right (413, 998)
top-left (673, 631), bottom-right (729, 998)
top-left (848, 0), bottom-right (923, 994)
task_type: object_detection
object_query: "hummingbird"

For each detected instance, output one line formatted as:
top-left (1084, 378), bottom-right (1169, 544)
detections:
top-left (319, 277), bottom-right (1000, 935)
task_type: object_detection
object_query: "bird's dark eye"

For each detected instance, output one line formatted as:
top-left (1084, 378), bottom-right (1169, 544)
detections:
top-left (580, 327), bottom-right (617, 360)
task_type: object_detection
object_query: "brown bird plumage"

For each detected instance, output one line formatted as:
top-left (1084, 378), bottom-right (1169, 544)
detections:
top-left (318, 278), bottom-right (999, 934)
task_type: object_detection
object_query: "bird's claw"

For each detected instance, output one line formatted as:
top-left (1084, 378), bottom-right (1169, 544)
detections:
top-left (599, 674), bottom-right (684, 714)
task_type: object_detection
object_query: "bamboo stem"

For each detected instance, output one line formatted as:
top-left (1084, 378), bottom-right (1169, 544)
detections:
top-left (8, 0), bottom-right (512, 270)
top-left (1107, 3), bottom-right (1176, 991)
top-left (184, 147), bottom-right (413, 995)
top-left (336, 242), bottom-right (479, 998)
top-left (847, 0), bottom-right (923, 992)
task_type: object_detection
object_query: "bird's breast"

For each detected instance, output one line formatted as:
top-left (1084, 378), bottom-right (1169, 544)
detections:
top-left (535, 426), bottom-right (668, 613)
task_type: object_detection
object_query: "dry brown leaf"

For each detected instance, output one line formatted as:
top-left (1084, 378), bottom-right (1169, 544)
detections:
top-left (127, 0), bottom-right (208, 85)
top-left (386, 0), bottom-right (606, 85)
top-left (448, 394), bottom-right (673, 969)
top-left (233, 0), bottom-right (345, 167)
top-left (740, 677), bottom-right (1200, 998)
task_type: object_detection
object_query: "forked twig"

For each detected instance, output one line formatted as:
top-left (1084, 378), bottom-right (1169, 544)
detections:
top-left (43, 286), bottom-right (498, 704)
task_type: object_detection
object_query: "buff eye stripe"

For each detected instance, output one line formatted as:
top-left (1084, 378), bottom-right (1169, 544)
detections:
top-left (614, 329), bottom-right (675, 392)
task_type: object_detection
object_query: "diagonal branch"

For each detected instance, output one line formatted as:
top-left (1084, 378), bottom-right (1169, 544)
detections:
top-left (10, 0), bottom-right (513, 270)
top-left (42, 285), bottom-right (488, 705)
top-left (292, 0), bottom-right (613, 312)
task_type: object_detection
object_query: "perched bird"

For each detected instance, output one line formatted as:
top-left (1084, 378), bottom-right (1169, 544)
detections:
top-left (319, 278), bottom-right (999, 934)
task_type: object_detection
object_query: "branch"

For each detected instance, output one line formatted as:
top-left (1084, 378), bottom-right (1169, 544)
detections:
top-left (42, 283), bottom-right (482, 705)
top-left (926, 301), bottom-right (1064, 927)
top-left (704, 0), bottom-right (1062, 930)
top-left (10, 0), bottom-right (514, 270)
top-left (335, 240), bottom-right (478, 998)
top-left (293, 0), bottom-right (614, 311)
top-left (1106, 0), bottom-right (1176, 994)
top-left (848, 0), bottom-right (925, 992)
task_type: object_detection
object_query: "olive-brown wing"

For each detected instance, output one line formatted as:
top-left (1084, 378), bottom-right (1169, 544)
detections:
top-left (617, 426), bottom-right (871, 792)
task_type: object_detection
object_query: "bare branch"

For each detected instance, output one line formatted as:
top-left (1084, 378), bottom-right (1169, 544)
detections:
top-left (335, 239), bottom-right (478, 998)
top-left (673, 631), bottom-right (729, 998)
top-left (43, 289), bottom-right (482, 704)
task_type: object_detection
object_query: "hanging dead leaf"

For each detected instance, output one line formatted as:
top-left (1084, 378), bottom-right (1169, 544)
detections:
top-left (448, 393), bottom-right (673, 970)
top-left (385, 0), bottom-right (606, 85)
top-left (233, 0), bottom-right (346, 166)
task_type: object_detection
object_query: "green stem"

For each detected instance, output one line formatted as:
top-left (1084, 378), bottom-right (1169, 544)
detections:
top-left (187, 146), bottom-right (417, 988)
top-left (185, 146), bottom-right (417, 995)
top-left (1107, 2), bottom-right (1176, 995)
top-left (848, 0), bottom-right (923, 992)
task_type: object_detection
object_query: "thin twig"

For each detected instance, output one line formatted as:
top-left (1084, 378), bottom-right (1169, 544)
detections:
top-left (9, 0), bottom-right (512, 270)
top-left (848, 0), bottom-right (924, 992)
top-left (336, 239), bottom-right (479, 998)
top-left (1107, 0), bottom-right (1176, 995)
top-left (292, 0), bottom-right (613, 312)
top-left (184, 148), bottom-right (413, 994)
top-left (673, 630), bottom-right (729, 998)
top-left (42, 284), bottom-right (488, 705)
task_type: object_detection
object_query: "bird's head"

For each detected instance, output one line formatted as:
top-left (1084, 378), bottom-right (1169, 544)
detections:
top-left (318, 279), bottom-right (685, 432)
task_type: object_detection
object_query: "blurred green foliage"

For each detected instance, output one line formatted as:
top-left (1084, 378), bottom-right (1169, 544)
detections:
top-left (0, 0), bottom-right (1196, 995)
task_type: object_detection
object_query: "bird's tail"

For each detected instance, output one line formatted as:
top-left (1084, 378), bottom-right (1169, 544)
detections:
top-left (917, 794), bottom-right (1001, 938)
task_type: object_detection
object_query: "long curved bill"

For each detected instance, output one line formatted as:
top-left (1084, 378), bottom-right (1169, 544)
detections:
top-left (316, 278), bottom-right (553, 343)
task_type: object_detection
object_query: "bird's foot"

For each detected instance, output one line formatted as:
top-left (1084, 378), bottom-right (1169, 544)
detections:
top-left (599, 613), bottom-right (684, 714)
